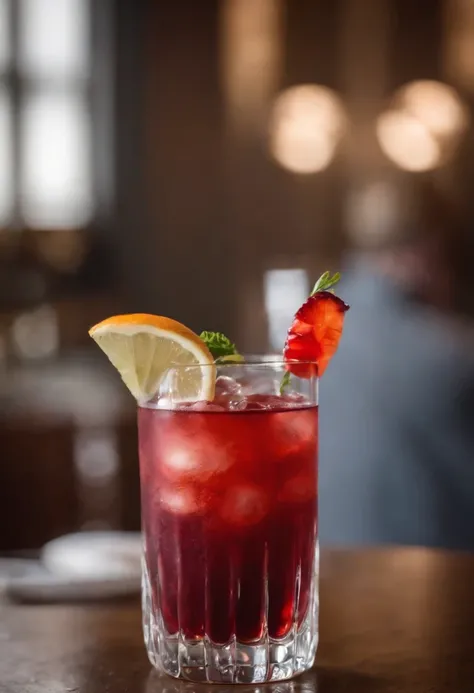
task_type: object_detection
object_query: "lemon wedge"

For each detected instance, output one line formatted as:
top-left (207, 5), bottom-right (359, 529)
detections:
top-left (89, 314), bottom-right (215, 402)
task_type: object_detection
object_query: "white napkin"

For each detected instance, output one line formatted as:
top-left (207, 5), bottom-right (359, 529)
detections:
top-left (2, 531), bottom-right (142, 602)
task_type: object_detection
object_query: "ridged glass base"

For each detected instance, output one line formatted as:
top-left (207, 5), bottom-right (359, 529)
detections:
top-left (141, 553), bottom-right (319, 684)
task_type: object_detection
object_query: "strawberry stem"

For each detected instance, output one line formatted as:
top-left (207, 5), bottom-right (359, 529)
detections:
top-left (279, 371), bottom-right (291, 395)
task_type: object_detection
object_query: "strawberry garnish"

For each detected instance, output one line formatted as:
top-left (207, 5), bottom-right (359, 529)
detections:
top-left (283, 272), bottom-right (349, 380)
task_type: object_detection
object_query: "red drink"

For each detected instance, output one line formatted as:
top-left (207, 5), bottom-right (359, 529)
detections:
top-left (139, 390), bottom-right (318, 683)
top-left (88, 273), bottom-right (347, 684)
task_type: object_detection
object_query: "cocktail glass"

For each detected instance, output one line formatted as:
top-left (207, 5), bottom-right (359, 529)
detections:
top-left (139, 360), bottom-right (318, 684)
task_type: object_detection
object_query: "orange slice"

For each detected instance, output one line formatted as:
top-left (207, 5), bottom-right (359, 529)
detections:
top-left (89, 314), bottom-right (215, 402)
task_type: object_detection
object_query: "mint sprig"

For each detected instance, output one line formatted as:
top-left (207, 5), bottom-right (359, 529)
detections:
top-left (200, 331), bottom-right (243, 362)
top-left (311, 271), bottom-right (341, 295)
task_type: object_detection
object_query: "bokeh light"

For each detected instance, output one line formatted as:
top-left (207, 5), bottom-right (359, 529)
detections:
top-left (11, 304), bottom-right (59, 360)
top-left (269, 84), bottom-right (347, 174)
top-left (376, 110), bottom-right (441, 172)
top-left (399, 80), bottom-right (468, 138)
top-left (376, 80), bottom-right (469, 172)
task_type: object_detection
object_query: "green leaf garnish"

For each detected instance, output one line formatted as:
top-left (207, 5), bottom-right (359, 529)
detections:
top-left (200, 331), bottom-right (242, 362)
top-left (279, 371), bottom-right (291, 395)
top-left (311, 271), bottom-right (341, 295)
top-left (215, 353), bottom-right (245, 364)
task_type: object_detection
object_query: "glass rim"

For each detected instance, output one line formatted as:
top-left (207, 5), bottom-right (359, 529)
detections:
top-left (165, 358), bottom-right (318, 370)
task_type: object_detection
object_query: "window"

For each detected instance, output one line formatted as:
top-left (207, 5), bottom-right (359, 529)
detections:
top-left (0, 0), bottom-right (101, 229)
top-left (264, 269), bottom-right (309, 351)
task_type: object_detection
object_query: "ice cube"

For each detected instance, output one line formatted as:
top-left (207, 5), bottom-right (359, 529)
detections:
top-left (240, 377), bottom-right (280, 396)
top-left (228, 394), bottom-right (281, 411)
top-left (279, 472), bottom-right (316, 504)
top-left (212, 376), bottom-right (249, 411)
top-left (189, 401), bottom-right (225, 412)
top-left (215, 376), bottom-right (242, 396)
top-left (155, 398), bottom-right (174, 409)
top-left (220, 484), bottom-right (269, 526)
top-left (160, 486), bottom-right (202, 515)
top-left (161, 432), bottom-right (234, 482)
top-left (252, 395), bottom-right (285, 409)
top-left (271, 409), bottom-right (317, 457)
top-left (228, 397), bottom-right (250, 411)
top-left (288, 411), bottom-right (315, 440)
top-left (230, 398), bottom-right (269, 411)
top-left (282, 392), bottom-right (310, 406)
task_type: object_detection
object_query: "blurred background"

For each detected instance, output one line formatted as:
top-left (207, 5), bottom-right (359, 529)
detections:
top-left (1, 0), bottom-right (474, 553)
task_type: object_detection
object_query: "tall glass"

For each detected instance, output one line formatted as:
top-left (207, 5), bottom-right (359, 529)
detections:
top-left (138, 361), bottom-right (318, 684)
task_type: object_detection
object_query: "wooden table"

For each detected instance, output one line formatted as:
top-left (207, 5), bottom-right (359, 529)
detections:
top-left (2, 548), bottom-right (474, 692)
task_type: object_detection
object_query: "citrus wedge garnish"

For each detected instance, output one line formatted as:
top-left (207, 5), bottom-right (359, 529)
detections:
top-left (89, 314), bottom-right (215, 402)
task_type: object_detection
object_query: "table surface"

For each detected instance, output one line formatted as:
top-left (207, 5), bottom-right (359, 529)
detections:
top-left (1, 547), bottom-right (474, 693)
